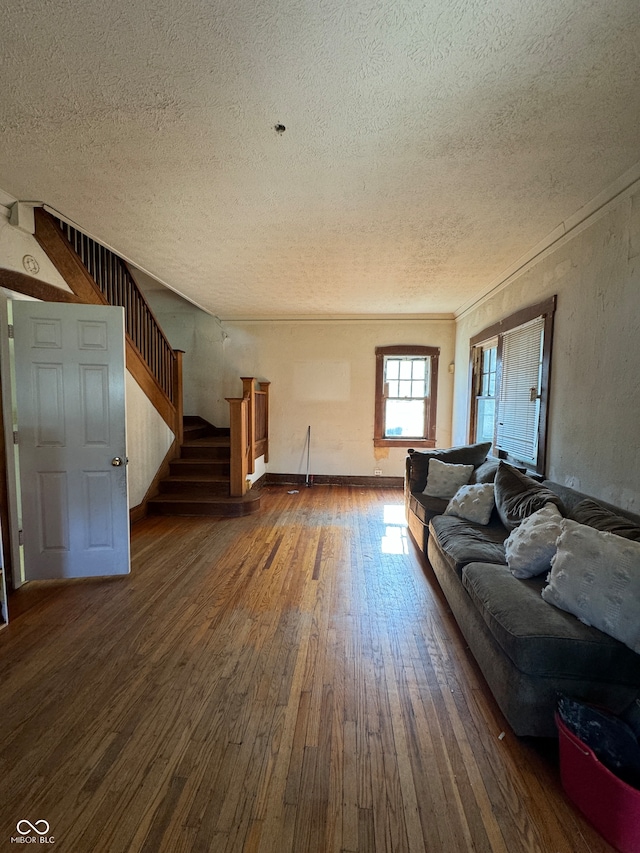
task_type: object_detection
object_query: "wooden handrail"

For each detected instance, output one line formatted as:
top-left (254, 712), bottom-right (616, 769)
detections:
top-left (227, 378), bottom-right (270, 496)
top-left (34, 208), bottom-right (183, 440)
top-left (53, 216), bottom-right (177, 403)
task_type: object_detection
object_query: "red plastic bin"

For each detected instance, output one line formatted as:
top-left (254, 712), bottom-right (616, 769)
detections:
top-left (556, 713), bottom-right (640, 853)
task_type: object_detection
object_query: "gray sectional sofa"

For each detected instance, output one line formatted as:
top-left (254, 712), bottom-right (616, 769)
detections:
top-left (405, 444), bottom-right (640, 737)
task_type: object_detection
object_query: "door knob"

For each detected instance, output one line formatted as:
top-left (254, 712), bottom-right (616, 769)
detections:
top-left (111, 457), bottom-right (123, 466)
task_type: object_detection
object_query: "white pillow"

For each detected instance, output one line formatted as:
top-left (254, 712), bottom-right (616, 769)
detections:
top-left (542, 519), bottom-right (640, 653)
top-left (444, 483), bottom-right (495, 525)
top-left (423, 458), bottom-right (474, 499)
top-left (505, 504), bottom-right (563, 578)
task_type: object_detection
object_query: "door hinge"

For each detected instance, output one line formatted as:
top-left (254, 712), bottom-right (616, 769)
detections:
top-left (7, 324), bottom-right (14, 339)
top-left (18, 529), bottom-right (23, 546)
top-left (13, 430), bottom-right (18, 445)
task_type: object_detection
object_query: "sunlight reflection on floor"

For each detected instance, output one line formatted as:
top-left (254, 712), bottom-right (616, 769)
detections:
top-left (381, 504), bottom-right (409, 554)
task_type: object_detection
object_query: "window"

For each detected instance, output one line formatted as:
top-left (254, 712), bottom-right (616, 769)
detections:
top-left (470, 297), bottom-right (555, 473)
top-left (474, 339), bottom-right (498, 445)
top-left (374, 345), bottom-right (439, 447)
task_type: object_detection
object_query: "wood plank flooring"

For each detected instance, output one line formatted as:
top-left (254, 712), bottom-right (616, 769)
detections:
top-left (0, 486), bottom-right (615, 852)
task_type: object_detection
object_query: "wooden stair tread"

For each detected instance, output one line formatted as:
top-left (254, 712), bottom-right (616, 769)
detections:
top-left (149, 492), bottom-right (259, 504)
top-left (171, 457), bottom-right (229, 465)
top-left (163, 474), bottom-right (230, 483)
top-left (149, 415), bottom-right (258, 516)
top-left (182, 437), bottom-right (230, 447)
top-left (147, 490), bottom-right (261, 517)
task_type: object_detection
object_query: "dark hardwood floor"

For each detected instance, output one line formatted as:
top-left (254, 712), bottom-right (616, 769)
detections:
top-left (0, 486), bottom-right (614, 852)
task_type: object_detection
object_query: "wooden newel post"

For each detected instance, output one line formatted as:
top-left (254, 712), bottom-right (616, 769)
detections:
top-left (227, 377), bottom-right (270, 498)
top-left (226, 395), bottom-right (250, 497)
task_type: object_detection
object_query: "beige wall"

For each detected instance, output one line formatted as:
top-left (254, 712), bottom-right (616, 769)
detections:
top-left (453, 185), bottom-right (640, 513)
top-left (222, 319), bottom-right (455, 478)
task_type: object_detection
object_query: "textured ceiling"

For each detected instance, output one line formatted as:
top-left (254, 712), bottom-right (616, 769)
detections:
top-left (1, 0), bottom-right (639, 318)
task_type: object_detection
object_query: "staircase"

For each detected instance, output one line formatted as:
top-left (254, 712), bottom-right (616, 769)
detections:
top-left (147, 417), bottom-right (261, 517)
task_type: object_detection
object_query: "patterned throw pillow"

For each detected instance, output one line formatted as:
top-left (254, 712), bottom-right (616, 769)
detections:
top-left (505, 504), bottom-right (563, 578)
top-left (542, 519), bottom-right (640, 653)
top-left (423, 459), bottom-right (474, 500)
top-left (444, 484), bottom-right (495, 526)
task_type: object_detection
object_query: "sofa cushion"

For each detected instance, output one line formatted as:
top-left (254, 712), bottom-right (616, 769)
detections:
top-left (409, 493), bottom-right (448, 525)
top-left (429, 515), bottom-right (507, 578)
top-left (494, 462), bottom-right (565, 530)
top-left (504, 503), bottom-right (564, 578)
top-left (542, 520), bottom-right (640, 654)
top-left (462, 562), bottom-right (640, 682)
top-left (423, 459), bottom-right (474, 499)
top-left (408, 442), bottom-right (491, 493)
top-left (445, 483), bottom-right (495, 525)
top-left (569, 499), bottom-right (640, 542)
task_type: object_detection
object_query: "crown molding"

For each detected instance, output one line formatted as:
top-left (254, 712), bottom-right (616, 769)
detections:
top-left (455, 161), bottom-right (640, 322)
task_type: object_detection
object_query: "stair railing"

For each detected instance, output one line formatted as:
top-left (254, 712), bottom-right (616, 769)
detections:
top-left (226, 378), bottom-right (270, 496)
top-left (34, 208), bottom-right (183, 444)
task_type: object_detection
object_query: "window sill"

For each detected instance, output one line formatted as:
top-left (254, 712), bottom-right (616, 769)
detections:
top-left (374, 438), bottom-right (436, 449)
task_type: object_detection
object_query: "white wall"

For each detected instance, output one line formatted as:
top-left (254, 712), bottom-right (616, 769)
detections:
top-left (0, 202), bottom-right (71, 292)
top-left (221, 319), bottom-right (456, 478)
top-left (126, 373), bottom-right (174, 507)
top-left (453, 184), bottom-right (640, 513)
top-left (140, 288), bottom-right (226, 427)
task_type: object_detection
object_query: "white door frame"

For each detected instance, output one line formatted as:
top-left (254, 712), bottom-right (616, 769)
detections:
top-left (0, 291), bottom-right (33, 587)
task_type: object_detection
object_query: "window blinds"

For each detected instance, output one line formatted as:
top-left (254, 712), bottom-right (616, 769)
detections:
top-left (495, 316), bottom-right (544, 464)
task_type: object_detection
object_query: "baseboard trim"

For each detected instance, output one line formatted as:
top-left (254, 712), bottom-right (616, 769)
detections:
top-left (129, 437), bottom-right (180, 524)
top-left (266, 473), bottom-right (403, 489)
top-left (129, 503), bottom-right (147, 524)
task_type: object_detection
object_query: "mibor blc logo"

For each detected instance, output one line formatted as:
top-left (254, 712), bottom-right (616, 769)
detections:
top-left (11, 820), bottom-right (55, 844)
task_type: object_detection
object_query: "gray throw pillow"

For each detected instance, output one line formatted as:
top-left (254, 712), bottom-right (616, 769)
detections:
top-left (570, 499), bottom-right (640, 542)
top-left (494, 462), bottom-right (565, 530)
top-left (469, 459), bottom-right (499, 485)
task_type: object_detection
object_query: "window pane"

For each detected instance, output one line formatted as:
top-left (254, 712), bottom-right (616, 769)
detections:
top-left (387, 380), bottom-right (399, 398)
top-left (386, 359), bottom-right (399, 380)
top-left (399, 360), bottom-right (412, 380)
top-left (399, 379), bottom-right (412, 398)
top-left (412, 359), bottom-right (426, 379)
top-left (476, 398), bottom-right (496, 444)
top-left (385, 399), bottom-right (424, 437)
top-left (412, 379), bottom-right (425, 397)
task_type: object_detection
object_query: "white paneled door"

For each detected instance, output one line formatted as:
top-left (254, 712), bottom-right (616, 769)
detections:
top-left (12, 302), bottom-right (130, 579)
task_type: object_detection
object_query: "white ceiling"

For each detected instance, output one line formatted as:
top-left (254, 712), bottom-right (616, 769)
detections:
top-left (1, 0), bottom-right (639, 319)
